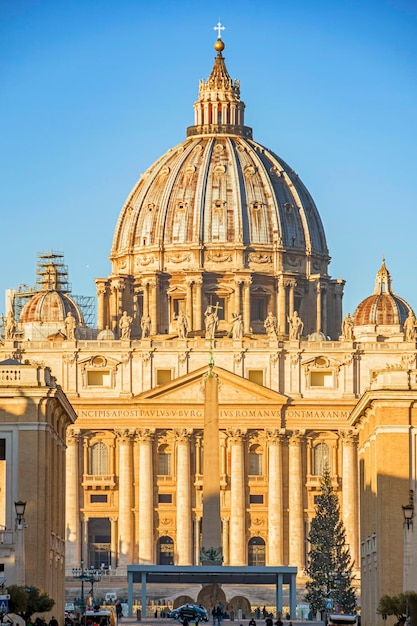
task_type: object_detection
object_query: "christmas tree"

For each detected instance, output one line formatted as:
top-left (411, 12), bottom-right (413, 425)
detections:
top-left (305, 464), bottom-right (357, 614)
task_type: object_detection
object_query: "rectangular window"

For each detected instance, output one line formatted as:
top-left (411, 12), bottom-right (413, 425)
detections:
top-left (310, 371), bottom-right (333, 387)
top-left (249, 453), bottom-right (263, 476)
top-left (158, 493), bottom-right (172, 504)
top-left (174, 299), bottom-right (186, 316)
top-left (251, 299), bottom-right (265, 321)
top-left (250, 494), bottom-right (264, 504)
top-left (91, 494), bottom-right (108, 503)
top-left (158, 453), bottom-right (172, 476)
top-left (247, 370), bottom-right (264, 386)
top-left (87, 370), bottom-right (111, 386)
top-left (157, 369), bottom-right (172, 386)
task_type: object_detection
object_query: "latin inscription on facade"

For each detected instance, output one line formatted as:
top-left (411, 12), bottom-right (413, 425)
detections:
top-left (79, 409), bottom-right (350, 419)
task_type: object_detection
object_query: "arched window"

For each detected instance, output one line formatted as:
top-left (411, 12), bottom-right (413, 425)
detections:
top-left (158, 535), bottom-right (174, 565)
top-left (313, 442), bottom-right (330, 476)
top-left (249, 444), bottom-right (263, 476)
top-left (90, 442), bottom-right (108, 475)
top-left (158, 444), bottom-right (172, 476)
top-left (248, 536), bottom-right (265, 566)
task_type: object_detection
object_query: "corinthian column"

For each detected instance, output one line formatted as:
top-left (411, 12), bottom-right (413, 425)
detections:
top-left (116, 429), bottom-right (134, 566)
top-left (149, 278), bottom-right (158, 334)
top-left (243, 279), bottom-right (252, 335)
top-left (316, 282), bottom-right (322, 333)
top-left (288, 430), bottom-right (305, 569)
top-left (276, 276), bottom-right (285, 335)
top-left (340, 429), bottom-right (359, 569)
top-left (228, 429), bottom-right (246, 565)
top-left (95, 280), bottom-right (108, 331)
top-left (194, 278), bottom-right (203, 331)
top-left (137, 429), bottom-right (154, 564)
top-left (185, 279), bottom-right (193, 330)
top-left (267, 429), bottom-right (284, 565)
top-left (175, 429), bottom-right (193, 565)
top-left (65, 429), bottom-right (80, 569)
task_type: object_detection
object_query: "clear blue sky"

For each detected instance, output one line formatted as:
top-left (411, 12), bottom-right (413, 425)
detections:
top-left (1, 0), bottom-right (417, 319)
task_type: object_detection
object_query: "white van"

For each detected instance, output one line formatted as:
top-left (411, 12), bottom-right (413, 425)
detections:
top-left (105, 594), bottom-right (117, 604)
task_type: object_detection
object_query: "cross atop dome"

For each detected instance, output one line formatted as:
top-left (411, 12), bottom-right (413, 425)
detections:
top-left (213, 20), bottom-right (225, 39)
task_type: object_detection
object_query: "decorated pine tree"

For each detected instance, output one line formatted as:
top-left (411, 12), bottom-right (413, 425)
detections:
top-left (305, 464), bottom-right (357, 614)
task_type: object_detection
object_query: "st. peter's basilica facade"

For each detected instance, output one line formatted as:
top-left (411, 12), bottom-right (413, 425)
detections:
top-left (1, 35), bottom-right (417, 626)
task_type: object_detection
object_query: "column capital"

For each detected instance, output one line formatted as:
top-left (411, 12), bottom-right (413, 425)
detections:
top-left (95, 279), bottom-right (109, 296)
top-left (288, 429), bottom-right (305, 445)
top-left (339, 428), bottom-right (358, 445)
top-left (174, 428), bottom-right (192, 444)
top-left (111, 278), bottom-right (126, 293)
top-left (67, 429), bottom-right (81, 445)
top-left (135, 428), bottom-right (155, 443)
top-left (227, 428), bottom-right (247, 445)
top-left (285, 279), bottom-right (297, 288)
top-left (266, 428), bottom-right (286, 445)
top-left (115, 428), bottom-right (134, 445)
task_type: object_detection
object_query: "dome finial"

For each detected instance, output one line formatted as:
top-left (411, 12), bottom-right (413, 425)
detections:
top-left (213, 20), bottom-right (225, 52)
top-left (213, 20), bottom-right (225, 40)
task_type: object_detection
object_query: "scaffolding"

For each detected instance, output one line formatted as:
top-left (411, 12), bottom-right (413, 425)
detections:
top-left (9, 251), bottom-right (96, 327)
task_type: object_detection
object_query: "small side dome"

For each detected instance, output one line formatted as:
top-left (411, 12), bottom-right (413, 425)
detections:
top-left (353, 260), bottom-right (414, 341)
top-left (20, 291), bottom-right (83, 325)
top-left (97, 327), bottom-right (115, 340)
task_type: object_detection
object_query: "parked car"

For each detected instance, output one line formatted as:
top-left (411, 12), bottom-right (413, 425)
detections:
top-left (170, 604), bottom-right (209, 623)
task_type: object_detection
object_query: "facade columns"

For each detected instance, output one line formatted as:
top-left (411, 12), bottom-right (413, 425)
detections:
top-left (316, 282), bottom-right (322, 333)
top-left (234, 279), bottom-right (242, 315)
top-left (288, 280), bottom-right (296, 317)
top-left (193, 515), bottom-right (201, 565)
top-left (288, 430), bottom-right (305, 569)
top-left (194, 278), bottom-right (202, 331)
top-left (117, 430), bottom-right (134, 567)
top-left (267, 430), bottom-right (284, 565)
top-left (277, 276), bottom-right (286, 334)
top-left (222, 516), bottom-right (230, 565)
top-left (340, 429), bottom-right (359, 570)
top-left (175, 429), bottom-right (193, 565)
top-left (186, 279), bottom-right (193, 330)
top-left (322, 287), bottom-right (327, 336)
top-left (228, 429), bottom-right (246, 565)
top-left (110, 517), bottom-right (118, 570)
top-left (243, 279), bottom-right (252, 335)
top-left (65, 429), bottom-right (81, 569)
top-left (95, 280), bottom-right (108, 331)
top-left (149, 278), bottom-right (158, 335)
top-left (137, 429), bottom-right (154, 564)
top-left (143, 282), bottom-right (150, 317)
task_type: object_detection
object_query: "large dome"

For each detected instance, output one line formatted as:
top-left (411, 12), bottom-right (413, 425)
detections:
top-left (97, 38), bottom-right (344, 340)
top-left (111, 42), bottom-right (328, 269)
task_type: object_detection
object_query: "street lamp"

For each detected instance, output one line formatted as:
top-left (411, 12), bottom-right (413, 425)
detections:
top-left (402, 489), bottom-right (414, 594)
top-left (14, 500), bottom-right (26, 586)
top-left (72, 563), bottom-right (102, 615)
top-left (402, 490), bottom-right (414, 529)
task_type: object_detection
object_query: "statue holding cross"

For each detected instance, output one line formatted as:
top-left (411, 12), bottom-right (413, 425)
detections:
top-left (204, 303), bottom-right (221, 340)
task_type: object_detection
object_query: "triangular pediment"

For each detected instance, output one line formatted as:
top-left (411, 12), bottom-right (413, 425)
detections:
top-left (138, 365), bottom-right (288, 406)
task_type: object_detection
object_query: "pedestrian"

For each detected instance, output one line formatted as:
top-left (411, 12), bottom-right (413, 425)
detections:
top-left (115, 602), bottom-right (123, 621)
top-left (49, 617), bottom-right (59, 626)
top-left (249, 619), bottom-right (256, 626)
